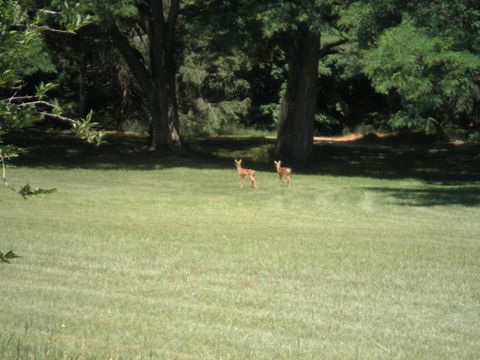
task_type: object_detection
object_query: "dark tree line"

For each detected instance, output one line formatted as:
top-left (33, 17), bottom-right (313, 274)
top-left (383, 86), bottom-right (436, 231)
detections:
top-left (2, 0), bottom-right (480, 162)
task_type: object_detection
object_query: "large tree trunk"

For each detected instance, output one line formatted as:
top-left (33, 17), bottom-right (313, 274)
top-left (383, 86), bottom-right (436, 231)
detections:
top-left (276, 29), bottom-right (320, 162)
top-left (147, 0), bottom-right (180, 150)
top-left (148, 84), bottom-right (171, 150)
top-left (110, 0), bottom-right (180, 151)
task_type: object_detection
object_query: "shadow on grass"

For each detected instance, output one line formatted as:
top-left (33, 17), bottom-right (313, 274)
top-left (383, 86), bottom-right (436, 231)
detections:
top-left (6, 128), bottom-right (480, 185)
top-left (8, 129), bottom-right (277, 171)
top-left (361, 186), bottom-right (480, 207)
top-left (309, 142), bottom-right (480, 184)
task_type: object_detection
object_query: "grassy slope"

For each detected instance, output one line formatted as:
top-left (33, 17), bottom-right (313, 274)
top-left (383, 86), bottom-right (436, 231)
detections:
top-left (1, 132), bottom-right (480, 359)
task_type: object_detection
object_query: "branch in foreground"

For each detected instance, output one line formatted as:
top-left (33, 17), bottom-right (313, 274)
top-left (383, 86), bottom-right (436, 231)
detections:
top-left (7, 95), bottom-right (37, 103)
top-left (19, 101), bottom-right (57, 109)
top-left (31, 24), bottom-right (76, 35)
top-left (39, 111), bottom-right (75, 124)
top-left (0, 152), bottom-right (17, 192)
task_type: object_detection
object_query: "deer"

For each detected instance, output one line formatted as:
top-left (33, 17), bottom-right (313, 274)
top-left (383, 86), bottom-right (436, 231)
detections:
top-left (274, 160), bottom-right (292, 188)
top-left (234, 159), bottom-right (257, 189)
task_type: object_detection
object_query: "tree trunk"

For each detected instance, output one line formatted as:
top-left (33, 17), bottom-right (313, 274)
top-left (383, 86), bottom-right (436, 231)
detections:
top-left (276, 29), bottom-right (320, 162)
top-left (148, 84), bottom-right (171, 150)
top-left (167, 67), bottom-right (180, 143)
top-left (110, 0), bottom-right (180, 151)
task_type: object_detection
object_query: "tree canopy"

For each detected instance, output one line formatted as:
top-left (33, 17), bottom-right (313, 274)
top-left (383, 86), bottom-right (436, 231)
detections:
top-left (1, 0), bottom-right (480, 162)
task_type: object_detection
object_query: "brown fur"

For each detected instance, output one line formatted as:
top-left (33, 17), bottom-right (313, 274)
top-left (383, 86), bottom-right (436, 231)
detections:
top-left (274, 160), bottom-right (292, 188)
top-left (235, 159), bottom-right (257, 188)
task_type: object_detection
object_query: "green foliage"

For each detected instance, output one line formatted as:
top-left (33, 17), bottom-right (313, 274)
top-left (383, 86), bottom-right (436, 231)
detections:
top-left (0, 102), bottom-right (38, 132)
top-left (365, 19), bottom-right (480, 131)
top-left (0, 1), bottom-right (94, 134)
top-left (34, 82), bottom-right (57, 100)
top-left (181, 98), bottom-right (251, 137)
top-left (119, 119), bottom-right (149, 134)
top-left (72, 110), bottom-right (106, 145)
top-left (413, 0), bottom-right (480, 51)
top-left (179, 34), bottom-right (254, 136)
top-left (0, 145), bottom-right (23, 167)
top-left (387, 112), bottom-right (439, 134)
top-left (40, 0), bottom-right (96, 32)
top-left (315, 113), bottom-right (341, 134)
top-left (0, 2), bottom-right (55, 86)
top-left (260, 103), bottom-right (281, 125)
top-left (1, 1), bottom-right (104, 200)
top-left (91, 0), bottom-right (138, 20)
top-left (257, 0), bottom-right (343, 38)
top-left (340, 1), bottom-right (409, 48)
top-left (469, 131), bottom-right (480, 142)
top-left (3, 0), bottom-right (480, 143)
top-left (18, 183), bottom-right (57, 199)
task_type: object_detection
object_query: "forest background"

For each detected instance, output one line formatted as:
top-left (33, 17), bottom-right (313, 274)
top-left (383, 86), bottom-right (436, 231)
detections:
top-left (1, 0), bottom-right (479, 162)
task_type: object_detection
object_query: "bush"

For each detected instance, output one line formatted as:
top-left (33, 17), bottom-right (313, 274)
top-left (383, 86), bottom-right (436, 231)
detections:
top-left (180, 98), bottom-right (251, 137)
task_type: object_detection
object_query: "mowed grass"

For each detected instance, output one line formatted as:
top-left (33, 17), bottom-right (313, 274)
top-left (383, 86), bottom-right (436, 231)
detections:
top-left (1, 132), bottom-right (480, 359)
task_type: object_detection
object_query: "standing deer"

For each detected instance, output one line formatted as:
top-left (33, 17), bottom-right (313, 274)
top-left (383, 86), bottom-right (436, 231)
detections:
top-left (274, 160), bottom-right (292, 188)
top-left (234, 159), bottom-right (257, 189)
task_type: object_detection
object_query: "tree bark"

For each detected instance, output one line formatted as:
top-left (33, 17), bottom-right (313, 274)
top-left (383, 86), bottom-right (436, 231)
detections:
top-left (167, 64), bottom-right (180, 143)
top-left (276, 29), bottom-right (320, 162)
top-left (110, 0), bottom-right (180, 151)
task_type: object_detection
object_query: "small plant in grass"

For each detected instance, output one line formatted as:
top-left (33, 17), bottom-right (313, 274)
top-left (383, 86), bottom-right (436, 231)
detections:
top-left (0, 250), bottom-right (20, 264)
top-left (18, 183), bottom-right (57, 199)
top-left (1, 146), bottom-right (56, 199)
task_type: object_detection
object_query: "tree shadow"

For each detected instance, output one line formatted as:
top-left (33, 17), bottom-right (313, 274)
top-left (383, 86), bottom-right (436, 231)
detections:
top-left (309, 140), bottom-right (480, 185)
top-left (360, 185), bottom-right (480, 207)
top-left (6, 128), bottom-right (480, 185)
top-left (7, 129), bottom-right (279, 171)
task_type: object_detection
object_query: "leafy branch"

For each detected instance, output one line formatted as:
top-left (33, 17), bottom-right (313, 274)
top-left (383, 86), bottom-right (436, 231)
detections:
top-left (72, 110), bottom-right (106, 146)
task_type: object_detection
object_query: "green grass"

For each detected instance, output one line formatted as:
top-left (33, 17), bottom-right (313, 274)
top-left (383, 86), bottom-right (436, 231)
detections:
top-left (1, 131), bottom-right (480, 359)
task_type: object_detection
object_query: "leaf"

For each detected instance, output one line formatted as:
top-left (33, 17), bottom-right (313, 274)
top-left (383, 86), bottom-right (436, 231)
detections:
top-left (18, 183), bottom-right (57, 199)
top-left (0, 250), bottom-right (20, 264)
top-left (5, 250), bottom-right (20, 259)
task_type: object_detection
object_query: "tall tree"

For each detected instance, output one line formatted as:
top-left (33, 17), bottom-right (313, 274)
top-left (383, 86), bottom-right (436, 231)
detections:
top-left (94, 0), bottom-right (180, 150)
top-left (257, 1), bottom-right (348, 161)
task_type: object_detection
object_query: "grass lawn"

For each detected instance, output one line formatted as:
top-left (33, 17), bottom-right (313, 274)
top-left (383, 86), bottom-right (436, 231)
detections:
top-left (1, 131), bottom-right (480, 359)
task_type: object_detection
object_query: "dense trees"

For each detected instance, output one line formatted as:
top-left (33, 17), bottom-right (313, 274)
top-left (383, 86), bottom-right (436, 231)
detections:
top-left (347, 0), bottom-right (480, 134)
top-left (2, 0), bottom-right (480, 161)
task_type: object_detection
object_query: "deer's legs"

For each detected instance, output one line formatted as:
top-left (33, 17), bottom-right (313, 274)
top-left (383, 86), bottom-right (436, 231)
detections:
top-left (249, 175), bottom-right (256, 189)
